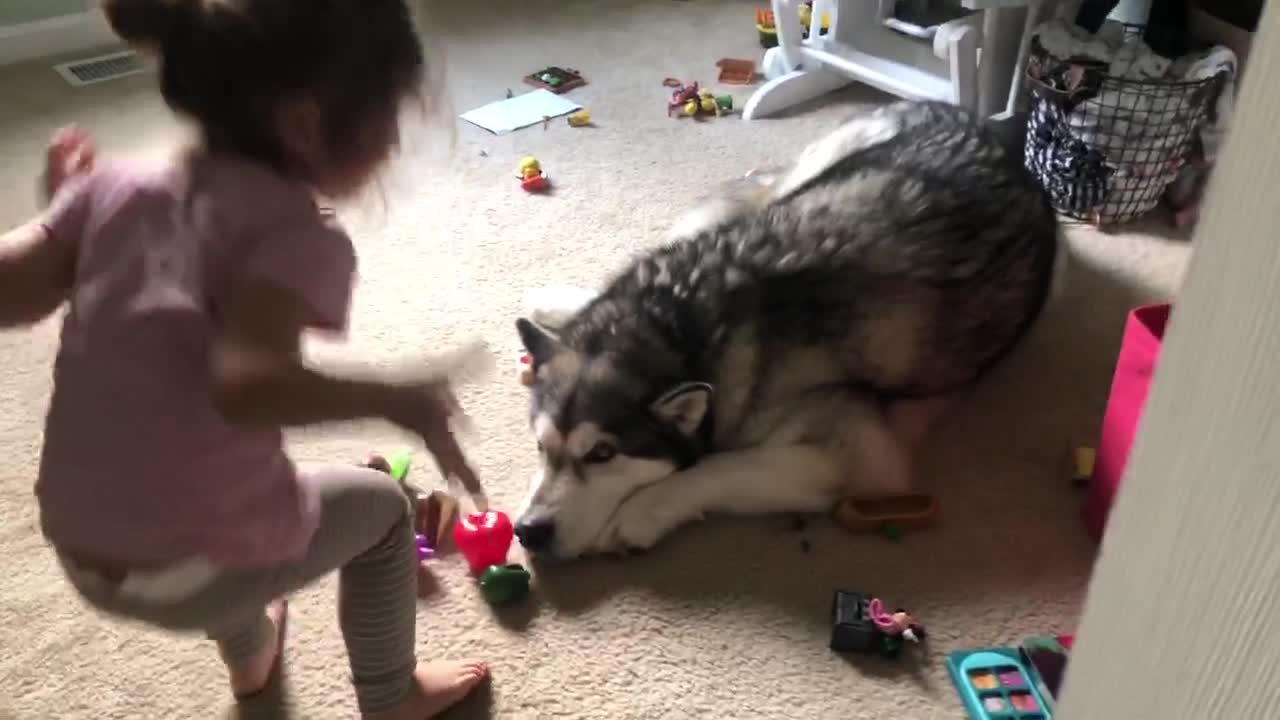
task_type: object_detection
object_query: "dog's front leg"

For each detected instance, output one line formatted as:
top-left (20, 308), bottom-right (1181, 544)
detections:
top-left (597, 444), bottom-right (845, 552)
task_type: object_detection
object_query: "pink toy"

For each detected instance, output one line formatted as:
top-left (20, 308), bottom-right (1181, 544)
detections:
top-left (1086, 303), bottom-right (1171, 541)
top-left (452, 510), bottom-right (514, 574)
top-left (867, 597), bottom-right (924, 643)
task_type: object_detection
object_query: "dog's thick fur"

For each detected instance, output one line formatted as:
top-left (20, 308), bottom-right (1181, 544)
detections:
top-left (514, 101), bottom-right (1059, 559)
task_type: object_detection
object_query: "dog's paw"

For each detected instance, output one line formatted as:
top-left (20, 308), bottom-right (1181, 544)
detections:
top-left (597, 486), bottom-right (699, 553)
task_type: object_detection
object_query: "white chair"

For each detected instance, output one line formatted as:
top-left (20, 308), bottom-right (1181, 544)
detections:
top-left (742, 0), bottom-right (1052, 121)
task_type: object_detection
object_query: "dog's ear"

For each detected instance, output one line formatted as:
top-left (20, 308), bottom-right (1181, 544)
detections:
top-left (516, 318), bottom-right (563, 365)
top-left (650, 382), bottom-right (713, 436)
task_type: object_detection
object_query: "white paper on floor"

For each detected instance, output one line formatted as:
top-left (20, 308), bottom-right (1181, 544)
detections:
top-left (459, 89), bottom-right (583, 135)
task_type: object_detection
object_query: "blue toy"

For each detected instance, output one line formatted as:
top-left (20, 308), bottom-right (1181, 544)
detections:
top-left (946, 647), bottom-right (1053, 719)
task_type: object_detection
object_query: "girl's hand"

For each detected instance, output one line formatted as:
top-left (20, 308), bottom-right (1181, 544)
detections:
top-left (43, 126), bottom-right (96, 202)
top-left (397, 382), bottom-right (484, 501)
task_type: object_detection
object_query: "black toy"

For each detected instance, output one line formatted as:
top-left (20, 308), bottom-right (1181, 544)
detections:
top-left (830, 591), bottom-right (878, 653)
top-left (830, 590), bottom-right (927, 659)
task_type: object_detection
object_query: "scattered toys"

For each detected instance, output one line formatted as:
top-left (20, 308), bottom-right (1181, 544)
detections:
top-left (386, 450), bottom-right (413, 484)
top-left (866, 597), bottom-right (926, 659)
top-left (453, 510), bottom-right (534, 607)
top-left (370, 451), bottom-right (532, 607)
top-left (755, 8), bottom-right (778, 48)
top-left (453, 510), bottom-right (516, 575)
top-left (517, 352), bottom-right (534, 386)
top-left (879, 521), bottom-right (904, 542)
top-left (755, 4), bottom-right (829, 48)
top-left (947, 646), bottom-right (1053, 719)
top-left (516, 156), bottom-right (549, 192)
top-left (830, 591), bottom-right (925, 659)
top-left (415, 533), bottom-right (434, 561)
top-left (416, 490), bottom-right (458, 550)
top-left (830, 591), bottom-right (877, 653)
top-left (834, 493), bottom-right (938, 536)
top-left (566, 110), bottom-right (592, 127)
top-left (665, 79), bottom-right (700, 117)
top-left (716, 58), bottom-right (756, 85)
top-left (796, 1), bottom-right (831, 36)
top-left (1069, 446), bottom-right (1095, 487)
top-left (1020, 634), bottom-right (1073, 714)
top-left (369, 450), bottom-right (458, 555)
top-left (479, 563), bottom-right (532, 605)
top-left (664, 79), bottom-right (733, 119)
top-left (524, 66), bottom-right (586, 94)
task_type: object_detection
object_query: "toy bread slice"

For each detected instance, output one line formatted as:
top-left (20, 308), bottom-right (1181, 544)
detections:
top-left (834, 494), bottom-right (939, 532)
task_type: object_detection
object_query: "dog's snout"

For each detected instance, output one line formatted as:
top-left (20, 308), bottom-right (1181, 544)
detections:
top-left (514, 521), bottom-right (556, 552)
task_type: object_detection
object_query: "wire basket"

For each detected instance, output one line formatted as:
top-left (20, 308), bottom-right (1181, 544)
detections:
top-left (1023, 35), bottom-right (1225, 225)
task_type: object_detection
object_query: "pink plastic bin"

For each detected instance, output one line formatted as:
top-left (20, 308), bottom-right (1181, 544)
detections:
top-left (1085, 303), bottom-right (1171, 541)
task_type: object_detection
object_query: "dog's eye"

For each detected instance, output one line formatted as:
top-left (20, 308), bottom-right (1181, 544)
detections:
top-left (583, 442), bottom-right (616, 464)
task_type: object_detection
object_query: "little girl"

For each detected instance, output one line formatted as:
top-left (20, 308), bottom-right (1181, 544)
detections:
top-left (0, 0), bottom-right (489, 717)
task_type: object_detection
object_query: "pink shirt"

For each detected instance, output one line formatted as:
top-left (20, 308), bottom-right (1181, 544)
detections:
top-left (35, 154), bottom-right (356, 569)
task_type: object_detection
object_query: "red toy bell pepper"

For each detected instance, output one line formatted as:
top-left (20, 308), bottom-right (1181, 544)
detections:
top-left (521, 173), bottom-right (548, 192)
top-left (453, 510), bottom-right (514, 574)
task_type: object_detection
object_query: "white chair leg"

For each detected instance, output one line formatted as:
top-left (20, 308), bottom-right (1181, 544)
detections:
top-left (742, 66), bottom-right (853, 121)
top-left (947, 24), bottom-right (979, 112)
top-left (934, 16), bottom-right (982, 113)
top-left (772, 0), bottom-right (806, 72)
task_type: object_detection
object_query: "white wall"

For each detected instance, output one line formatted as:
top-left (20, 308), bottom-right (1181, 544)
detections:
top-left (0, 1), bottom-right (116, 66)
top-left (1057, 0), bottom-right (1280, 717)
top-left (0, 0), bottom-right (89, 27)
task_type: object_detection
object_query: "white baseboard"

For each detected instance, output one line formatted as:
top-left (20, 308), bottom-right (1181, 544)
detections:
top-left (0, 10), bottom-right (119, 67)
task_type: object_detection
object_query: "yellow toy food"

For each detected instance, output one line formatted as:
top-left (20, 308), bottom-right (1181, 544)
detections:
top-left (517, 156), bottom-right (542, 180)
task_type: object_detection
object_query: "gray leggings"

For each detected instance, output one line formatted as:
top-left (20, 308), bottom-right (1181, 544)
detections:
top-left (58, 465), bottom-right (417, 715)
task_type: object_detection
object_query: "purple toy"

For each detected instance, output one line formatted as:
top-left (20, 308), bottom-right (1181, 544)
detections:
top-left (416, 533), bottom-right (434, 561)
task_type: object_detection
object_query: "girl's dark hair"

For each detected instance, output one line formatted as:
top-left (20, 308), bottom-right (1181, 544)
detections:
top-left (103, 0), bottom-right (425, 176)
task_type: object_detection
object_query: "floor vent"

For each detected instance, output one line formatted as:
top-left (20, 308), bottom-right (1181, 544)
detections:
top-left (53, 50), bottom-right (144, 87)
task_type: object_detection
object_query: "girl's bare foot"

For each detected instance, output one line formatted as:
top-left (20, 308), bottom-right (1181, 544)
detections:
top-left (364, 660), bottom-right (489, 720)
top-left (227, 598), bottom-right (287, 697)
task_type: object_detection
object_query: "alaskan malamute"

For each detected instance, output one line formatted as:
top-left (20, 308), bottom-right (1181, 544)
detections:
top-left (512, 101), bottom-right (1059, 559)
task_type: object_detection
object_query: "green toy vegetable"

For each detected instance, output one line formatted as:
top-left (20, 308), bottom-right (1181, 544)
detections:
top-left (387, 450), bottom-right (413, 483)
top-left (479, 563), bottom-right (532, 605)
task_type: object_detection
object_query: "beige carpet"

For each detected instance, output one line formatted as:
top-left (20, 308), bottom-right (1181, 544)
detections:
top-left (0, 1), bottom-right (1194, 718)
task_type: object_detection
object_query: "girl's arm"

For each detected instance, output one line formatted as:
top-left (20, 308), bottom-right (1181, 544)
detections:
top-left (0, 221), bottom-right (76, 328)
top-left (210, 276), bottom-right (485, 496)
top-left (0, 127), bottom-right (94, 328)
top-left (211, 278), bottom-right (423, 428)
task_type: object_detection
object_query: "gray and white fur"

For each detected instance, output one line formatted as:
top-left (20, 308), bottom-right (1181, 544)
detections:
top-left (513, 101), bottom-right (1059, 559)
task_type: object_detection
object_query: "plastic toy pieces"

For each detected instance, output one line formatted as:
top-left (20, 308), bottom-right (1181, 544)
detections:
top-left (716, 58), bottom-right (756, 85)
top-left (834, 493), bottom-right (938, 537)
top-left (415, 533), bottom-right (434, 561)
top-left (566, 110), bottom-right (592, 127)
top-left (664, 79), bottom-right (733, 119)
top-left (453, 511), bottom-right (534, 606)
top-left (386, 450), bottom-right (412, 483)
top-left (830, 591), bottom-right (926, 660)
top-left (480, 563), bottom-right (532, 605)
top-left (1069, 446), bottom-right (1096, 486)
top-left (946, 647), bottom-right (1051, 719)
top-left (523, 66), bottom-right (586, 94)
top-left (755, 4), bottom-right (829, 48)
top-left (416, 490), bottom-right (458, 550)
top-left (516, 156), bottom-right (549, 192)
top-left (830, 590), bottom-right (878, 653)
top-left (516, 352), bottom-right (534, 386)
top-left (453, 510), bottom-right (515, 575)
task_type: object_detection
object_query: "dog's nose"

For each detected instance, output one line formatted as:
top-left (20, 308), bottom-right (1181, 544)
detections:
top-left (514, 521), bottom-right (556, 552)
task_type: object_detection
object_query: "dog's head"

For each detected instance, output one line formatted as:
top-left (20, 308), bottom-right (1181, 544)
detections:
top-left (513, 317), bottom-right (711, 559)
